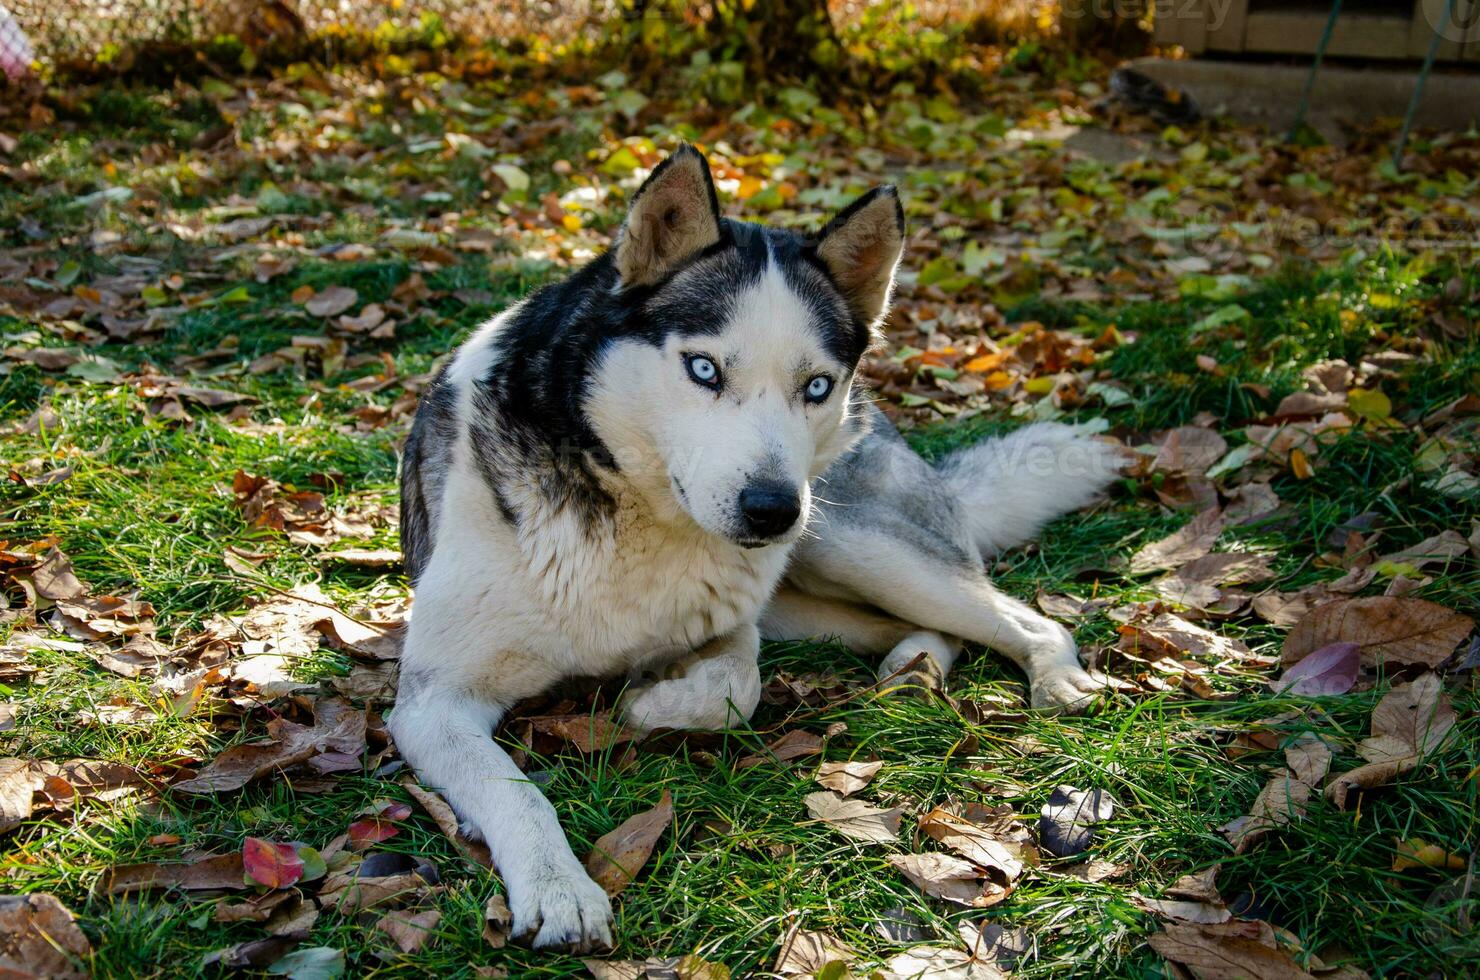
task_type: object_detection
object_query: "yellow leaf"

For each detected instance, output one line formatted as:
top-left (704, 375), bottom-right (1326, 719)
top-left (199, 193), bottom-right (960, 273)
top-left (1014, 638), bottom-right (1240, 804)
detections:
top-left (1347, 388), bottom-right (1392, 421)
top-left (735, 176), bottom-right (763, 200)
top-left (1393, 838), bottom-right (1466, 872)
top-left (1289, 448), bottom-right (1313, 480)
top-left (1024, 376), bottom-right (1056, 396)
top-left (561, 213), bottom-right (581, 232)
top-left (963, 352), bottom-right (1007, 373)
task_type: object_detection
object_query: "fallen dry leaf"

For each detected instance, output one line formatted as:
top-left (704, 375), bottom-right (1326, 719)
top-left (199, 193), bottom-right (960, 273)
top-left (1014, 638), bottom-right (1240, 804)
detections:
top-left (483, 894), bottom-right (511, 948)
top-left (584, 955), bottom-right (730, 979)
top-left (804, 790), bottom-right (902, 845)
top-left (377, 908), bottom-right (441, 954)
top-left (1147, 917), bottom-right (1351, 980)
top-left (585, 789), bottom-right (673, 897)
top-left (814, 759), bottom-right (883, 796)
top-left (399, 777), bottom-right (493, 866)
top-left (0, 893), bottom-right (93, 979)
top-left (1, 758), bottom-right (36, 834)
top-left (1130, 508), bottom-right (1226, 574)
top-left (173, 698), bottom-right (365, 794)
top-left (737, 729), bottom-right (825, 769)
top-left (1272, 642), bottom-right (1360, 696)
top-left (774, 923), bottom-right (856, 975)
top-left (1327, 673), bottom-right (1456, 808)
top-left (888, 852), bottom-right (1014, 908)
top-left (104, 852), bottom-right (248, 894)
top-left (305, 285), bottom-right (358, 317)
top-left (1282, 597), bottom-right (1474, 669)
top-left (918, 807), bottom-right (1032, 881)
top-left (1391, 837), bottom-right (1467, 873)
top-left (881, 945), bottom-right (1008, 979)
top-left (1118, 613), bottom-right (1255, 665)
top-left (1284, 733), bottom-right (1333, 787)
top-left (1221, 770), bottom-right (1311, 854)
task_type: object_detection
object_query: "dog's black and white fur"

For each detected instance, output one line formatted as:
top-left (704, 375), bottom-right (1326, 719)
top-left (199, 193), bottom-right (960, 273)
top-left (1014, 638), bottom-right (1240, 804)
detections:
top-left (391, 145), bottom-right (1124, 950)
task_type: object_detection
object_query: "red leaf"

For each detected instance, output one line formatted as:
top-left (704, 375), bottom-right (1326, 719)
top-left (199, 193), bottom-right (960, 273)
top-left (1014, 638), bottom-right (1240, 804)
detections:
top-left (347, 818), bottom-right (400, 849)
top-left (1272, 641), bottom-right (1360, 696)
top-left (242, 838), bottom-right (304, 889)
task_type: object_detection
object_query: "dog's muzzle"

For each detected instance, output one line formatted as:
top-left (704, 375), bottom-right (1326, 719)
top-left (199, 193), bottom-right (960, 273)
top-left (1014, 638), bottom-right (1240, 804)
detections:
top-left (737, 482), bottom-right (801, 541)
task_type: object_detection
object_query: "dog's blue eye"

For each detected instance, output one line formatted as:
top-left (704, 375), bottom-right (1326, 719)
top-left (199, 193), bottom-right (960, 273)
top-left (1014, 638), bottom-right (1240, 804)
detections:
top-left (686, 355), bottom-right (720, 388)
top-left (805, 375), bottom-right (834, 402)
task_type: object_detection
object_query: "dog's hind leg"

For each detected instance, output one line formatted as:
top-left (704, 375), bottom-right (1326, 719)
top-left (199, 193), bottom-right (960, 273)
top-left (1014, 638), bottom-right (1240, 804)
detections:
top-left (617, 623), bottom-right (762, 732)
top-left (389, 607), bottom-right (613, 951)
top-left (790, 526), bottom-right (1109, 712)
top-left (761, 589), bottom-right (960, 693)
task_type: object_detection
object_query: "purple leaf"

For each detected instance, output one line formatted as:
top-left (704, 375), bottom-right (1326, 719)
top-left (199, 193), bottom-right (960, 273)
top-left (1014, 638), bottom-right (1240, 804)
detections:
top-left (1272, 641), bottom-right (1360, 696)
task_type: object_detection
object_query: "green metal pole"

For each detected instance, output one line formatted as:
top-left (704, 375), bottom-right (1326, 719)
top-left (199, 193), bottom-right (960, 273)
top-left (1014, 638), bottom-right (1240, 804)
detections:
top-left (1288, 0), bottom-right (1345, 142)
top-left (1392, 0), bottom-right (1457, 170)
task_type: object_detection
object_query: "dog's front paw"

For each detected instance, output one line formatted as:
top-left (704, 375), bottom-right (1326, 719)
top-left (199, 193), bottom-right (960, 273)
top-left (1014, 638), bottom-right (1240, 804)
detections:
top-left (1030, 664), bottom-right (1112, 714)
top-left (509, 864), bottom-right (613, 953)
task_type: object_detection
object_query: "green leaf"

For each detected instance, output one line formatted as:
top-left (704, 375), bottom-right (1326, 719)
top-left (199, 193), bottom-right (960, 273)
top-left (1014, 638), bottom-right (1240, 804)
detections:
top-left (54, 260), bottom-right (82, 287)
top-left (490, 164), bottom-right (530, 194)
top-left (1190, 303), bottom-right (1250, 334)
top-left (267, 947), bottom-right (344, 980)
top-left (601, 146), bottom-right (642, 177)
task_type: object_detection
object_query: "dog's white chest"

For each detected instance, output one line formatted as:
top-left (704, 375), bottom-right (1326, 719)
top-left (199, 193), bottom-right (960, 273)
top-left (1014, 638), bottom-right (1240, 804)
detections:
top-left (515, 492), bottom-right (788, 668)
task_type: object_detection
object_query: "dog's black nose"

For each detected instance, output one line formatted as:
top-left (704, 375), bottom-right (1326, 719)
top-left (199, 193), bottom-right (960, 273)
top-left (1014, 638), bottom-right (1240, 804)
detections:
top-left (738, 483), bottom-right (801, 539)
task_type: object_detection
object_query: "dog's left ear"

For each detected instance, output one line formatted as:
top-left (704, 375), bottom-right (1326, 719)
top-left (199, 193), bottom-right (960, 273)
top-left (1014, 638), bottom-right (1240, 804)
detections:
top-left (814, 186), bottom-right (906, 326)
top-left (614, 143), bottom-right (723, 287)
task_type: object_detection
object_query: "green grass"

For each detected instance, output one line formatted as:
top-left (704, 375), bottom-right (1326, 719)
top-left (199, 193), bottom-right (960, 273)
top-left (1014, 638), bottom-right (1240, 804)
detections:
top-left (3, 76), bottom-right (1479, 979)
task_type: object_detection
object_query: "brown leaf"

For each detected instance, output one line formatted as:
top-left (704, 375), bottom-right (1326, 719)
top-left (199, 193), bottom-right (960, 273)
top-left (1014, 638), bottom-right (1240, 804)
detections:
top-left (319, 548), bottom-right (401, 568)
top-left (881, 946), bottom-right (1008, 979)
top-left (482, 894), bottom-right (511, 948)
top-left (1133, 895), bottom-right (1231, 924)
top-left (172, 698), bottom-right (365, 794)
top-left (737, 729), bottom-right (825, 769)
top-left (1326, 674), bottom-right (1456, 809)
top-left (526, 713), bottom-right (636, 753)
top-left (1149, 919), bottom-right (1317, 979)
top-left (1130, 509), bottom-right (1226, 574)
top-left (305, 285), bottom-right (358, 317)
top-left (0, 893), bottom-right (93, 979)
top-left (887, 852), bottom-right (1013, 908)
top-left (918, 807), bottom-right (1033, 881)
top-left (1282, 597), bottom-right (1474, 669)
top-left (104, 852), bottom-right (248, 894)
top-left (378, 908), bottom-right (441, 954)
top-left (318, 869), bottom-right (429, 914)
top-left (1283, 733), bottom-right (1332, 787)
top-left (213, 889), bottom-right (297, 923)
top-left (0, 758), bottom-right (37, 834)
top-left (774, 923), bottom-right (856, 976)
top-left (804, 790), bottom-right (902, 845)
top-left (1152, 426), bottom-right (1228, 476)
top-left (1117, 614), bottom-right (1255, 664)
top-left (399, 777), bottom-right (493, 867)
top-left (31, 547), bottom-right (88, 601)
top-left (1221, 770), bottom-right (1311, 854)
top-left (585, 789), bottom-right (673, 897)
top-left (814, 759), bottom-right (883, 797)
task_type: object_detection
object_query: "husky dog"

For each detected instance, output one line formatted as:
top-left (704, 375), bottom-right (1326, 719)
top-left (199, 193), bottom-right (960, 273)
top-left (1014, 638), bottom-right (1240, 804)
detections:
top-left (391, 145), bottom-right (1123, 951)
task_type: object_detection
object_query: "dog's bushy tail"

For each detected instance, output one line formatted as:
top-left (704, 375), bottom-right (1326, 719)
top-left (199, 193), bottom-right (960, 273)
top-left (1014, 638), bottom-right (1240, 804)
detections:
top-left (935, 422), bottom-right (1126, 556)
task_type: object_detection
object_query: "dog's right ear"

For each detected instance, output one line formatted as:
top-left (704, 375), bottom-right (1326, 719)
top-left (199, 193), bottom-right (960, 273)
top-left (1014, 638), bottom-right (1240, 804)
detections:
top-left (613, 143), bottom-right (722, 288)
